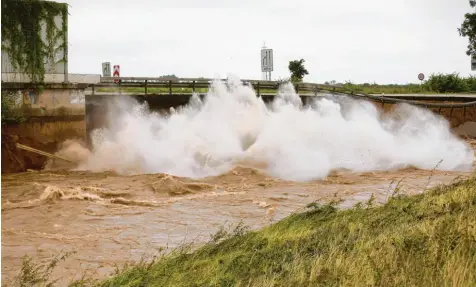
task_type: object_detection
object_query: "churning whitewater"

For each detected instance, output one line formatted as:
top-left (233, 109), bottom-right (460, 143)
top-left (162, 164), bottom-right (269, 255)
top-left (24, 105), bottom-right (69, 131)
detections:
top-left (69, 77), bottom-right (473, 181)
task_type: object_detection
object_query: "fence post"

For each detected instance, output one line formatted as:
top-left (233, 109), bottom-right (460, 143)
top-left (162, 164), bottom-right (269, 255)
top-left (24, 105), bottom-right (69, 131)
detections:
top-left (92, 84), bottom-right (95, 96)
top-left (169, 81), bottom-right (172, 96)
top-left (192, 81), bottom-right (195, 93)
top-left (257, 82), bottom-right (260, 97)
top-left (145, 80), bottom-right (148, 95)
top-left (295, 84), bottom-right (299, 94)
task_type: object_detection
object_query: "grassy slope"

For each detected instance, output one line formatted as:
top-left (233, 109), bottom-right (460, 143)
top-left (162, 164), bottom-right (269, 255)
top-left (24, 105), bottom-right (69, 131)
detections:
top-left (97, 175), bottom-right (476, 287)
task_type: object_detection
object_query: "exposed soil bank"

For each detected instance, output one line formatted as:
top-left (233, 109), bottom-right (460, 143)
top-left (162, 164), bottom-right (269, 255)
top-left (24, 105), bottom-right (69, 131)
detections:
top-left (1, 116), bottom-right (85, 173)
top-left (380, 102), bottom-right (476, 128)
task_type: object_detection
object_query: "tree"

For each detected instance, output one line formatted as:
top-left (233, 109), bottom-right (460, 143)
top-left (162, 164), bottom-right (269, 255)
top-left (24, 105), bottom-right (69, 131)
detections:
top-left (288, 59), bottom-right (309, 82)
top-left (458, 1), bottom-right (476, 56)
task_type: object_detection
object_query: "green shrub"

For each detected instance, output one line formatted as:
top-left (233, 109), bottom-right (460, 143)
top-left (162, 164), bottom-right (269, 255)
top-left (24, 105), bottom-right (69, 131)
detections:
top-left (425, 73), bottom-right (469, 93)
top-left (1, 91), bottom-right (25, 124)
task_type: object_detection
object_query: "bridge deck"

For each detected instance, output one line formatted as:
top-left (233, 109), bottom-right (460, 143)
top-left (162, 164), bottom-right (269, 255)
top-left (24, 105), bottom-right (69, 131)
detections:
top-left (85, 91), bottom-right (476, 103)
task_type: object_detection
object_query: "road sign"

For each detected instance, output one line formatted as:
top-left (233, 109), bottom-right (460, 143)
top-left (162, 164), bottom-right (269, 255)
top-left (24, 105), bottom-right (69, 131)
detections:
top-left (113, 65), bottom-right (120, 83)
top-left (102, 62), bottom-right (111, 77)
top-left (418, 73), bottom-right (425, 81)
top-left (261, 49), bottom-right (273, 72)
top-left (472, 55), bottom-right (476, 71)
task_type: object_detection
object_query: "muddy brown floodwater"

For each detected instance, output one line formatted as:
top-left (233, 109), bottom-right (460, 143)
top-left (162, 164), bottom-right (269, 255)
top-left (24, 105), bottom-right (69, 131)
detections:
top-left (2, 139), bottom-right (476, 286)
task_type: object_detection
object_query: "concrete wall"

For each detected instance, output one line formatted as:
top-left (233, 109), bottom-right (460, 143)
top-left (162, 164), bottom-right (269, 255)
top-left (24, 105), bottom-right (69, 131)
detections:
top-left (1, 73), bottom-right (100, 84)
top-left (3, 83), bottom-right (89, 114)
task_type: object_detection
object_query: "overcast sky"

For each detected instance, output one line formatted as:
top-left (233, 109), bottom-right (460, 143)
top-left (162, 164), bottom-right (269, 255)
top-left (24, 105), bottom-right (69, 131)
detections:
top-left (65, 0), bottom-right (474, 84)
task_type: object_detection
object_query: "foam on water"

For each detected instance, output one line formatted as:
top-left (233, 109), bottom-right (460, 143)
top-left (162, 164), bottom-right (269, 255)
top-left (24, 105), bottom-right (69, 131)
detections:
top-left (74, 76), bottom-right (474, 181)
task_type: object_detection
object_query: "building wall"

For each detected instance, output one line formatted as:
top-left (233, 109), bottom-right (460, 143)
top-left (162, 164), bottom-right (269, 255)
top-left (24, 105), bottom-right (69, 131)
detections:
top-left (1, 12), bottom-right (66, 75)
top-left (1, 2), bottom-right (69, 83)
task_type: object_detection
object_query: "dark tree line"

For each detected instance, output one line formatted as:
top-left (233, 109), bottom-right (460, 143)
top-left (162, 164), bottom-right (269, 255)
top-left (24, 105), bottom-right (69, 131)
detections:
top-left (459, 1), bottom-right (476, 56)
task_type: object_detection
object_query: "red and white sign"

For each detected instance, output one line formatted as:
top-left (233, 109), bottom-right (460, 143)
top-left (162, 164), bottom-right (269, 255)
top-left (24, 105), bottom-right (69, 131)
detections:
top-left (113, 65), bottom-right (120, 83)
top-left (418, 73), bottom-right (425, 81)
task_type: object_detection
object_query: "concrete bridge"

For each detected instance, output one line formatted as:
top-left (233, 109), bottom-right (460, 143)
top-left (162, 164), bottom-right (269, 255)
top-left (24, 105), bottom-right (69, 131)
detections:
top-left (3, 75), bottom-right (475, 113)
top-left (2, 75), bottom-right (476, 159)
top-left (82, 77), bottom-right (476, 144)
top-left (3, 74), bottom-right (474, 117)
top-left (90, 76), bottom-right (476, 102)
top-left (85, 77), bottom-right (476, 118)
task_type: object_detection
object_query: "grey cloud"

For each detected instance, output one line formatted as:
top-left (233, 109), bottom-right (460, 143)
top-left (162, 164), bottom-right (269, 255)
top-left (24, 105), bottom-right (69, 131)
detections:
top-left (65, 0), bottom-right (474, 83)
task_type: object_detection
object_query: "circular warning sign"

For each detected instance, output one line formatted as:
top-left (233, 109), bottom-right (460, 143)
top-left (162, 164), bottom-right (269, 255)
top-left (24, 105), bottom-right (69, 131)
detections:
top-left (418, 73), bottom-right (425, 81)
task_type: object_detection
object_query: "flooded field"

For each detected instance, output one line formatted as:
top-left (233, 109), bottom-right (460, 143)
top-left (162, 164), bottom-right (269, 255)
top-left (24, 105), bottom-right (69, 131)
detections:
top-left (2, 79), bottom-right (475, 285)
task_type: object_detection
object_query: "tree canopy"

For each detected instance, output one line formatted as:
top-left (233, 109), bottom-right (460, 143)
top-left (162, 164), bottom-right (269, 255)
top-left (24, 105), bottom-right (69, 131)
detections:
top-left (288, 59), bottom-right (309, 83)
top-left (458, 0), bottom-right (476, 56)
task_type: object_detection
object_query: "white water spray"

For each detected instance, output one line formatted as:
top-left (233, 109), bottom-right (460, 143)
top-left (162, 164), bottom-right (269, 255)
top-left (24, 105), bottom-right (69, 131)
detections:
top-left (76, 76), bottom-right (474, 181)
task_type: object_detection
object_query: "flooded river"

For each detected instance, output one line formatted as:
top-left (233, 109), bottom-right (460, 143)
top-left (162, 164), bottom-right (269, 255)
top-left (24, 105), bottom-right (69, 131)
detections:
top-left (2, 159), bottom-right (475, 285)
top-left (2, 80), bottom-right (475, 285)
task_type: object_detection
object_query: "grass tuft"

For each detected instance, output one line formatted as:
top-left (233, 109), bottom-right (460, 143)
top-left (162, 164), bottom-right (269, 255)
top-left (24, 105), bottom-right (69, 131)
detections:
top-left (6, 251), bottom-right (76, 287)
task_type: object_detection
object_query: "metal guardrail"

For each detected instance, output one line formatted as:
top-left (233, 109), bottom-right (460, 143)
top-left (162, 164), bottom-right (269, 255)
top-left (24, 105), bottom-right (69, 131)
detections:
top-left (332, 91), bottom-right (476, 108)
top-left (92, 77), bottom-right (327, 96)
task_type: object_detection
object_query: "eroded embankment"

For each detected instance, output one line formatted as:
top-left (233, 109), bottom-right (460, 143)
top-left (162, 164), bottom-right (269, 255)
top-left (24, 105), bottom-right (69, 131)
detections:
top-left (1, 116), bottom-right (85, 173)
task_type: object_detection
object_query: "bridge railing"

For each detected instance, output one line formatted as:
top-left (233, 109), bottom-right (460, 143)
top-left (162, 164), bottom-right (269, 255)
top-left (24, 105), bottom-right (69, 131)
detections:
top-left (89, 76), bottom-right (476, 107)
top-left (91, 76), bottom-right (336, 96)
